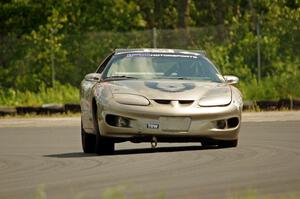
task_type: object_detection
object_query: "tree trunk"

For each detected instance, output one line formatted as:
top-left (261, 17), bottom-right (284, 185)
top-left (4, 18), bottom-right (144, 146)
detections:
top-left (216, 0), bottom-right (225, 42)
top-left (154, 0), bottom-right (162, 28)
top-left (177, 0), bottom-right (190, 29)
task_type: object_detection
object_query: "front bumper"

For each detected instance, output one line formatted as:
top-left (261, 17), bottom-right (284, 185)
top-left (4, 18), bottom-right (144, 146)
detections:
top-left (97, 100), bottom-right (241, 141)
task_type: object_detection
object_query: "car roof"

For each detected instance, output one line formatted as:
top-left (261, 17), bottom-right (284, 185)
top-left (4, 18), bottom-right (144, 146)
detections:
top-left (114, 48), bottom-right (206, 57)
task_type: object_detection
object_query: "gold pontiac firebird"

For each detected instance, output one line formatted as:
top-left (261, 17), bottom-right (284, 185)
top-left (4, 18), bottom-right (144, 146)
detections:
top-left (80, 48), bottom-right (243, 154)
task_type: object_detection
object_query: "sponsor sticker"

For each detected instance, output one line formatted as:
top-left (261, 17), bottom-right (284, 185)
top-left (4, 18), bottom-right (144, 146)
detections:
top-left (126, 53), bottom-right (197, 59)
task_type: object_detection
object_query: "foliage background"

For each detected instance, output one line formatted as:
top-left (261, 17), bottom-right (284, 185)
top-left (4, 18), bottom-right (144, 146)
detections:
top-left (0, 0), bottom-right (299, 105)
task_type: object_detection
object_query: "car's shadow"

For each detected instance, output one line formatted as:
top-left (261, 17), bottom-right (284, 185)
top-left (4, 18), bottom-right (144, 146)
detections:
top-left (44, 145), bottom-right (218, 158)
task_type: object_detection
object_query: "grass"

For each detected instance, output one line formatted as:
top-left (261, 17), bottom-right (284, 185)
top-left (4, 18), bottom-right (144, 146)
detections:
top-left (34, 185), bottom-right (166, 199)
top-left (227, 191), bottom-right (299, 199)
top-left (0, 112), bottom-right (80, 119)
top-left (33, 185), bottom-right (299, 199)
top-left (0, 83), bottom-right (79, 107)
top-left (238, 75), bottom-right (300, 101)
top-left (35, 185), bottom-right (47, 199)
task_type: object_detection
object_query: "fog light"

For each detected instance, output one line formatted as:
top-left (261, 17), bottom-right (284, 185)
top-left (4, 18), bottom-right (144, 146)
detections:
top-left (106, 114), bottom-right (131, 128)
top-left (216, 120), bottom-right (227, 129)
top-left (116, 116), bottom-right (130, 127)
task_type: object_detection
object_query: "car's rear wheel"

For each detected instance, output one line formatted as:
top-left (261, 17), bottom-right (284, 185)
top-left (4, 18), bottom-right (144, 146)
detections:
top-left (81, 120), bottom-right (95, 153)
top-left (217, 140), bottom-right (238, 148)
top-left (93, 106), bottom-right (115, 155)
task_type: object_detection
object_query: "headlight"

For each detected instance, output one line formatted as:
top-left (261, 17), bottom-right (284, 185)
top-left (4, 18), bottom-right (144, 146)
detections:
top-left (199, 96), bottom-right (231, 107)
top-left (199, 87), bottom-right (232, 107)
top-left (113, 94), bottom-right (150, 106)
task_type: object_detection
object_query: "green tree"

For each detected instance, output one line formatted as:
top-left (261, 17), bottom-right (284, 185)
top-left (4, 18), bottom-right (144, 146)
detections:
top-left (23, 8), bottom-right (68, 90)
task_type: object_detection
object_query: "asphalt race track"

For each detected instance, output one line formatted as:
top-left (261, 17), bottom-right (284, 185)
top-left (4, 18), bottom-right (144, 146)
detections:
top-left (0, 113), bottom-right (300, 199)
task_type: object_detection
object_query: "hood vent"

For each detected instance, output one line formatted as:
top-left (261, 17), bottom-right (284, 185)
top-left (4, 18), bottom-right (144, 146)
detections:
top-left (179, 100), bottom-right (194, 105)
top-left (154, 100), bottom-right (172, 104)
top-left (154, 100), bottom-right (194, 106)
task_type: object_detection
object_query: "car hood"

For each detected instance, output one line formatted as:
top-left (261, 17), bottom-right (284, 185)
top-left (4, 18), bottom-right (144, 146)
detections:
top-left (106, 79), bottom-right (232, 106)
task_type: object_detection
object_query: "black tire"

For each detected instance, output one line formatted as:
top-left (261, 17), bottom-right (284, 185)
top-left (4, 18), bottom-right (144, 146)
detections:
top-left (93, 107), bottom-right (115, 155)
top-left (217, 140), bottom-right (238, 148)
top-left (81, 121), bottom-right (96, 153)
top-left (201, 139), bottom-right (218, 147)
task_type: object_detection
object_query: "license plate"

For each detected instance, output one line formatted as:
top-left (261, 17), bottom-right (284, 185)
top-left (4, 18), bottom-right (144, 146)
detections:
top-left (159, 117), bottom-right (191, 131)
top-left (147, 121), bottom-right (159, 129)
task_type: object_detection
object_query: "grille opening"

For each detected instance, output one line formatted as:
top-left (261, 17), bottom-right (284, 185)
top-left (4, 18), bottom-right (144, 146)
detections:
top-left (179, 100), bottom-right (194, 104)
top-left (227, 117), bottom-right (239, 128)
top-left (154, 100), bottom-right (171, 104)
top-left (154, 100), bottom-right (194, 105)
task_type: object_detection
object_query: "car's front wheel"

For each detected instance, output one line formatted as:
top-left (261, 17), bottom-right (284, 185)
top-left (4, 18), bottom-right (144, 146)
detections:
top-left (81, 121), bottom-right (96, 153)
top-left (95, 133), bottom-right (115, 155)
top-left (93, 107), bottom-right (115, 155)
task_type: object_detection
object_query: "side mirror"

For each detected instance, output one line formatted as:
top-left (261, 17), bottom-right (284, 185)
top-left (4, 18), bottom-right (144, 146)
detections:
top-left (84, 73), bottom-right (101, 82)
top-left (224, 75), bottom-right (239, 85)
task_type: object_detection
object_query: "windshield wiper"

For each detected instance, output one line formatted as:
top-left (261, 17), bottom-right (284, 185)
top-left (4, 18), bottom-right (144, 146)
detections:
top-left (103, 75), bottom-right (139, 81)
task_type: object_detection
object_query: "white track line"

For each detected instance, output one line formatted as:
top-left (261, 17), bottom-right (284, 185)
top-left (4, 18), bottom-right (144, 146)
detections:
top-left (242, 111), bottom-right (300, 122)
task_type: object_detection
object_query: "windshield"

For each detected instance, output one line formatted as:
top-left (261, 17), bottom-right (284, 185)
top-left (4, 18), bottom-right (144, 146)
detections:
top-left (102, 53), bottom-right (224, 82)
